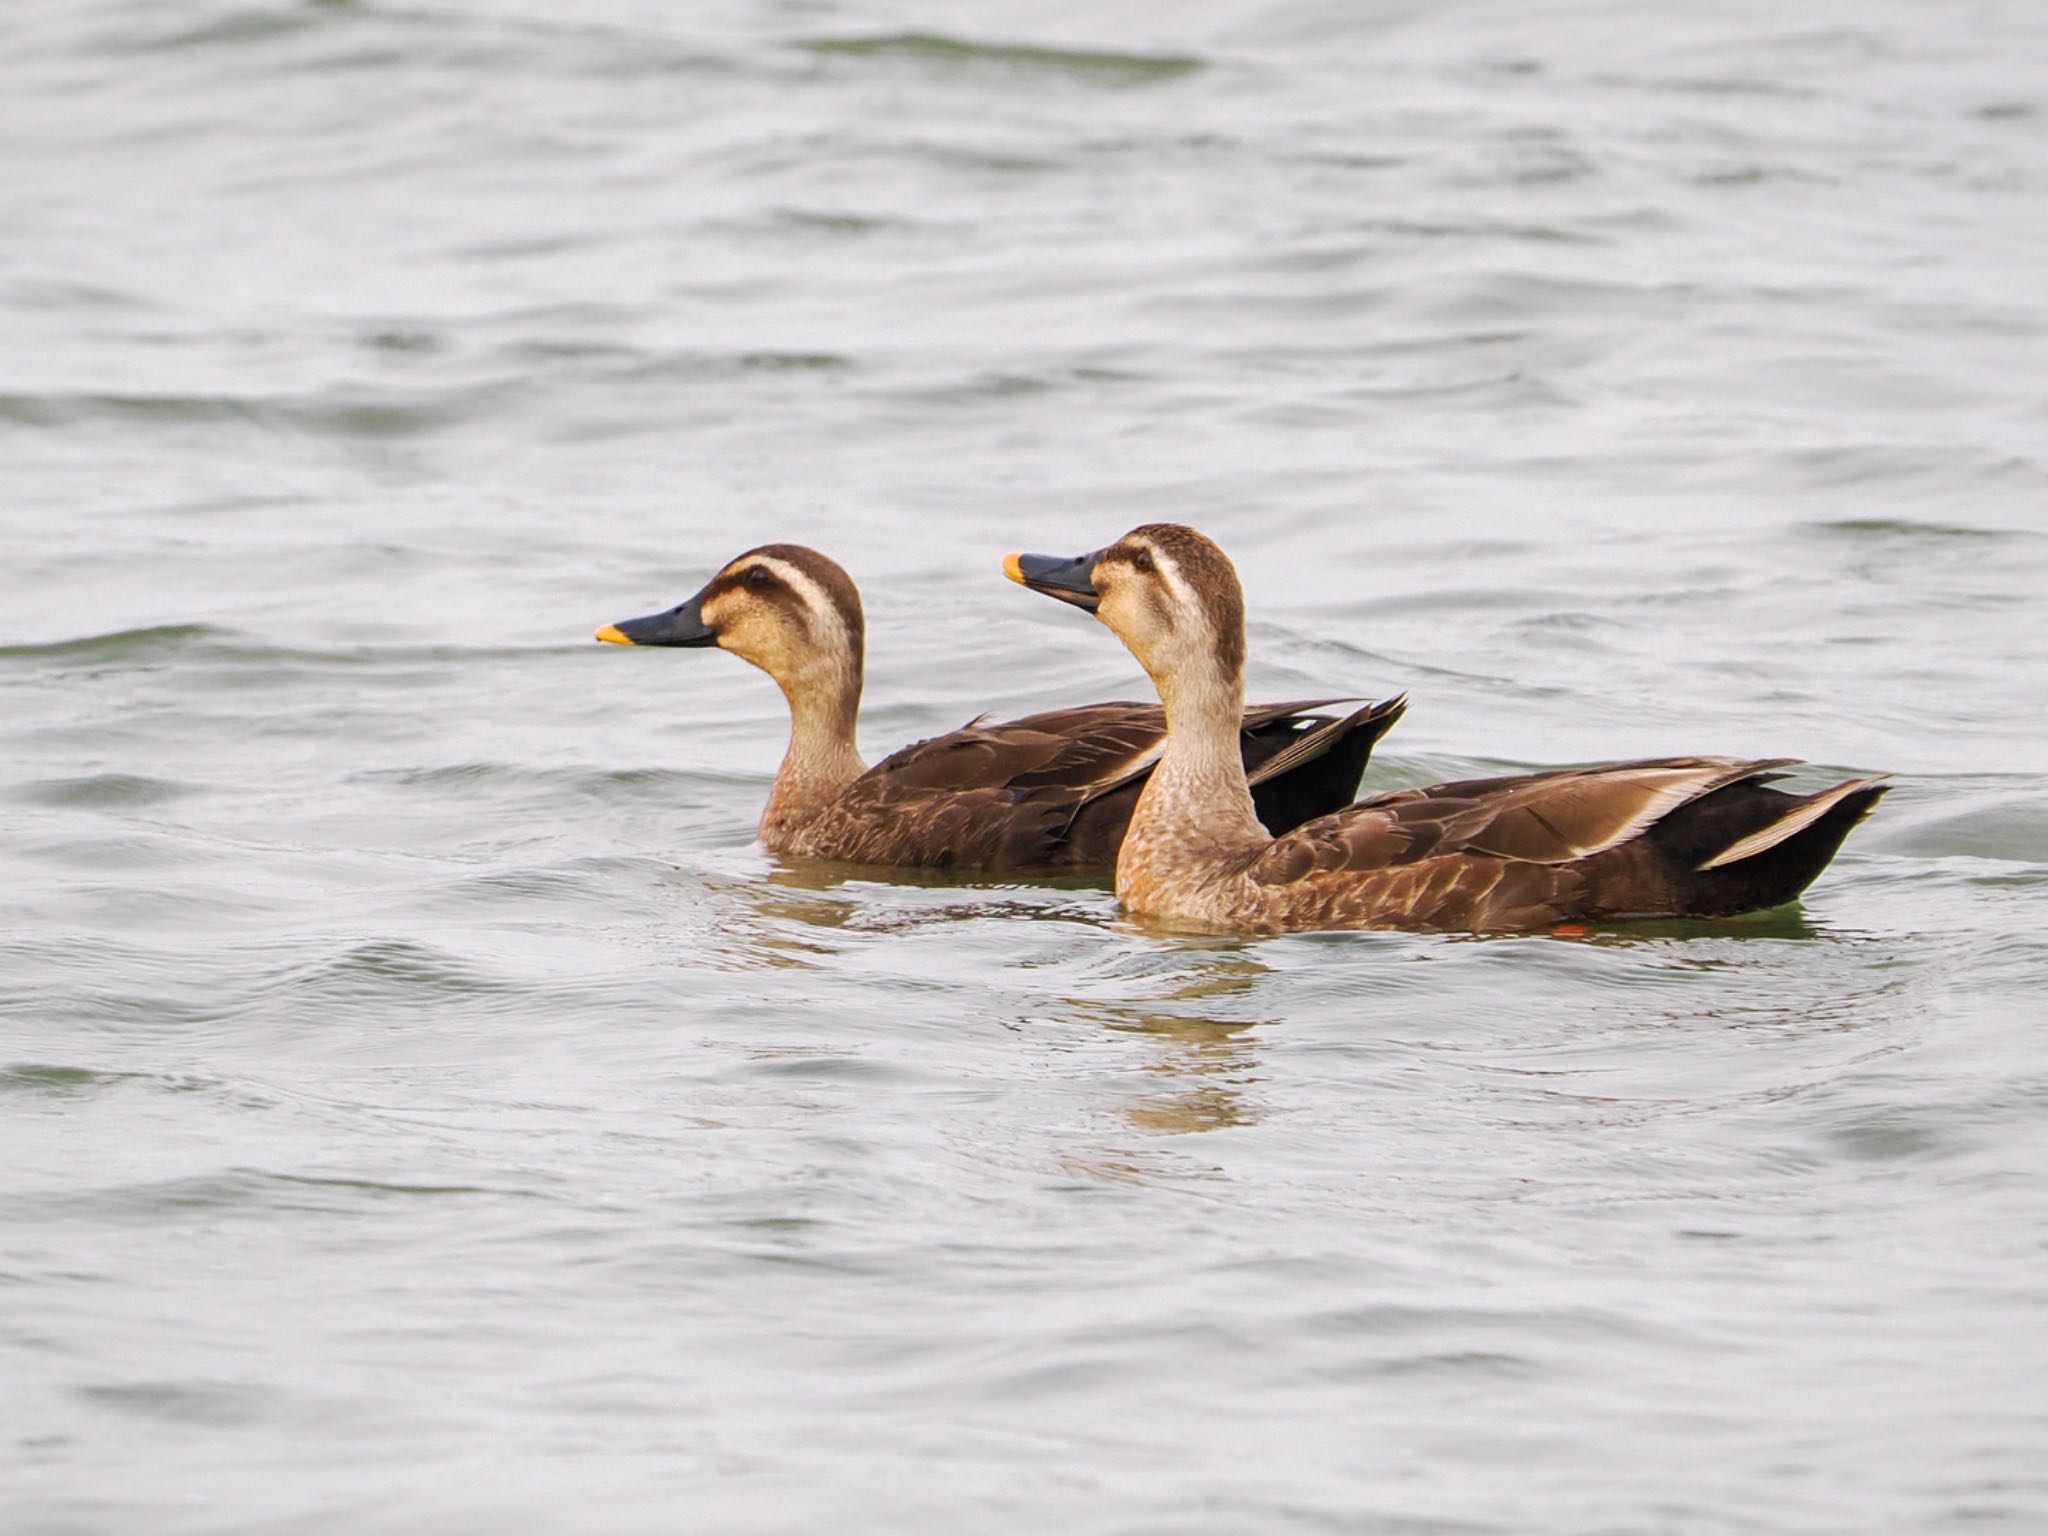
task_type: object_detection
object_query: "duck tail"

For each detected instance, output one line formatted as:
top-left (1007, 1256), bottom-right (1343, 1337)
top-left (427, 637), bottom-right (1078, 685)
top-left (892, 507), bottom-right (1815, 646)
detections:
top-left (1650, 773), bottom-right (1889, 918)
top-left (1696, 776), bottom-right (1891, 870)
top-left (1247, 695), bottom-right (1407, 837)
top-left (1247, 694), bottom-right (1406, 789)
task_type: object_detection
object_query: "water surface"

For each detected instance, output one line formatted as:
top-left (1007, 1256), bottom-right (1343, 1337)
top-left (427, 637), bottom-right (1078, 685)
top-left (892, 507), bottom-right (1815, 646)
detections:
top-left (4, 1), bottom-right (2047, 1531)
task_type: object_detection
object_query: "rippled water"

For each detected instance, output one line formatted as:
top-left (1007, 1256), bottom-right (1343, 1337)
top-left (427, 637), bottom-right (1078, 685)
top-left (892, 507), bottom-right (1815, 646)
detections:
top-left (6, 1), bottom-right (2048, 1531)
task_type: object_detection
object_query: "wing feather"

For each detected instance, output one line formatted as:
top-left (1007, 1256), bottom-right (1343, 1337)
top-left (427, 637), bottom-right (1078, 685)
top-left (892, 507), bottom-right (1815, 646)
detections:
top-left (827, 699), bottom-right (1369, 870)
top-left (867, 699), bottom-right (1362, 802)
top-left (1251, 757), bottom-right (1804, 889)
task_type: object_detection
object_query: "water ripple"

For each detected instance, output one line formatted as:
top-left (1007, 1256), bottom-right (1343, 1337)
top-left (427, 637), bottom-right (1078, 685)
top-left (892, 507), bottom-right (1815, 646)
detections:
top-left (4, 0), bottom-right (2045, 1529)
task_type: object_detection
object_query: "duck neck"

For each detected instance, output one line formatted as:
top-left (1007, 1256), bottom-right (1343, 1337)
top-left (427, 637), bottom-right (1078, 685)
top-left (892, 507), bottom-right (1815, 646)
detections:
top-left (1121, 657), bottom-right (1269, 891)
top-left (759, 668), bottom-right (866, 848)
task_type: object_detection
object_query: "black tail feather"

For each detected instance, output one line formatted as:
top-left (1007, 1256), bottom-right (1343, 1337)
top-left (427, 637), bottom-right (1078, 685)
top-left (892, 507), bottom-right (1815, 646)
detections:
top-left (1651, 779), bottom-right (1889, 917)
top-left (1249, 696), bottom-right (1407, 837)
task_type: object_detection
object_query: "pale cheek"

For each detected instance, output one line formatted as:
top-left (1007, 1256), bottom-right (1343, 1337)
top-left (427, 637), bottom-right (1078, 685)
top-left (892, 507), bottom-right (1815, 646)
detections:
top-left (718, 616), bottom-right (775, 666)
top-left (1099, 593), bottom-right (1150, 649)
top-left (753, 631), bottom-right (800, 673)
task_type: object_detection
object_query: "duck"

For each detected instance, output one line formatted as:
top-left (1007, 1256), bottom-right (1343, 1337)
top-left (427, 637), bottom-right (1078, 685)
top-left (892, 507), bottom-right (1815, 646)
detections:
top-left (1004, 523), bottom-right (1888, 933)
top-left (595, 543), bottom-right (1405, 871)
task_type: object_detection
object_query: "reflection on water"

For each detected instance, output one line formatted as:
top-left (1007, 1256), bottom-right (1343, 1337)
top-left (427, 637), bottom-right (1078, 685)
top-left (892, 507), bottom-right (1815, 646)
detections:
top-left (1096, 955), bottom-right (1275, 1135)
top-left (1117, 1016), bottom-right (1261, 1136)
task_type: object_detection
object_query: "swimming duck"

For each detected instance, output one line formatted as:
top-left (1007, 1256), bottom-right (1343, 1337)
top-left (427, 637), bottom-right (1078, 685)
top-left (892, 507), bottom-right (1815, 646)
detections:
top-left (596, 543), bottom-right (1405, 871)
top-left (1005, 524), bottom-right (1887, 933)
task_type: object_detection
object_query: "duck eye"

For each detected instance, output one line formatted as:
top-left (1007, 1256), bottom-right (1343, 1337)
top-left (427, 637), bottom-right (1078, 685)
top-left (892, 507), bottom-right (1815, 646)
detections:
top-left (1131, 549), bottom-right (1155, 575)
top-left (744, 566), bottom-right (774, 592)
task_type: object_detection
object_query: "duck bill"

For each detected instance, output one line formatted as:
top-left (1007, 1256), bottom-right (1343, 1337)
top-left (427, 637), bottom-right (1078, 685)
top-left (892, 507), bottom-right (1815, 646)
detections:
top-left (1003, 549), bottom-right (1103, 612)
top-left (595, 588), bottom-right (717, 647)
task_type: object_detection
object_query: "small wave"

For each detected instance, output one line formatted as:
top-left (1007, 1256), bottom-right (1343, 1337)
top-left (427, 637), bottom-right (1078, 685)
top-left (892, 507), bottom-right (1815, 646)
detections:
top-left (0, 383), bottom-right (521, 438)
top-left (613, 349), bottom-right (854, 381)
top-left (762, 207), bottom-right (935, 239)
top-left (33, 1167), bottom-right (516, 1228)
top-left (1595, 71), bottom-right (1824, 101)
top-left (0, 391), bottom-right (255, 427)
top-left (360, 762), bottom-right (763, 802)
top-left (1801, 515), bottom-right (2033, 543)
top-left (5, 277), bottom-right (155, 312)
top-left (99, 4), bottom-right (348, 56)
top-left (75, 1379), bottom-right (271, 1428)
top-left (13, 773), bottom-right (195, 809)
top-left (0, 623), bottom-right (223, 662)
top-left (798, 32), bottom-right (1205, 86)
top-left (2, 632), bottom-right (556, 672)
top-left (0, 1063), bottom-right (122, 1097)
top-left (1877, 790), bottom-right (2048, 864)
top-left (285, 938), bottom-right (521, 1001)
top-left (1821, 1106), bottom-right (1967, 1164)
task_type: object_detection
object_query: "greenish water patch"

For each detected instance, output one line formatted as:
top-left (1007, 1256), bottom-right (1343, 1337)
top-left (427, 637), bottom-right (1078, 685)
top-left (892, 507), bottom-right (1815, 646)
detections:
top-left (361, 763), bottom-right (756, 802)
top-left (45, 1167), bottom-right (516, 1228)
top-left (767, 207), bottom-right (926, 238)
top-left (263, 1170), bottom-right (515, 1199)
top-left (0, 385), bottom-right (521, 438)
top-left (76, 1380), bottom-right (270, 1428)
top-left (799, 32), bottom-right (1206, 86)
top-left (614, 349), bottom-right (855, 382)
top-left (1, 1063), bottom-right (119, 1096)
top-left (0, 625), bottom-right (222, 663)
top-left (14, 774), bottom-right (194, 809)
top-left (357, 327), bottom-right (441, 354)
top-left (101, 6), bottom-right (349, 56)
top-left (1804, 516), bottom-right (2025, 543)
top-left (0, 391), bottom-right (260, 427)
top-left (1568, 910), bottom-right (1830, 945)
top-left (735, 350), bottom-right (852, 373)
top-left (1823, 1109), bottom-right (1964, 1164)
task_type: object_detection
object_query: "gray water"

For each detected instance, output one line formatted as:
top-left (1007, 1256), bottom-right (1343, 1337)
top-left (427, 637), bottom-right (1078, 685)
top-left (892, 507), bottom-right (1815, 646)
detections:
top-left (5, 1), bottom-right (2048, 1531)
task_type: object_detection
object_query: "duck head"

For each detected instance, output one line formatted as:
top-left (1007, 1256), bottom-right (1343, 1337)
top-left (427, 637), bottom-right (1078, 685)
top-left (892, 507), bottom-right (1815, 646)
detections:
top-left (598, 543), bottom-right (866, 726)
top-left (1005, 524), bottom-right (1247, 708)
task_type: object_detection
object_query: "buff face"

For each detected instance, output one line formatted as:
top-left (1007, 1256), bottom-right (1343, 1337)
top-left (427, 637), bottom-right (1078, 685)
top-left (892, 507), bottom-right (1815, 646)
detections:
top-left (600, 543), bottom-right (865, 698)
top-left (1087, 528), bottom-right (1246, 692)
top-left (1090, 541), bottom-right (1180, 676)
top-left (698, 559), bottom-right (814, 675)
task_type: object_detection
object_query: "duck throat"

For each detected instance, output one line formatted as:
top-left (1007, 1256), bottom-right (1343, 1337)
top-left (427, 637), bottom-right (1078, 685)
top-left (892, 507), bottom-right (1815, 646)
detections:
top-left (759, 669), bottom-right (866, 849)
top-left (1119, 659), bottom-right (1269, 901)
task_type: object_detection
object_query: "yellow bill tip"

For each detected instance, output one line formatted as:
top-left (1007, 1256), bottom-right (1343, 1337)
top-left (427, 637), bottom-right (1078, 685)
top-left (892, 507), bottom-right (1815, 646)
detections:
top-left (1002, 551), bottom-right (1027, 585)
top-left (594, 623), bottom-right (633, 645)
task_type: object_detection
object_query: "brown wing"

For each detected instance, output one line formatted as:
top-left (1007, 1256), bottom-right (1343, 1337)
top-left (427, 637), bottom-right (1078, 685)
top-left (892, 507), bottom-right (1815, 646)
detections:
top-left (863, 704), bottom-right (1163, 810)
top-left (819, 698), bottom-right (1363, 871)
top-left (1238, 756), bottom-right (1881, 932)
top-left (1249, 758), bottom-right (1795, 888)
top-left (868, 698), bottom-right (1360, 801)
